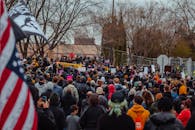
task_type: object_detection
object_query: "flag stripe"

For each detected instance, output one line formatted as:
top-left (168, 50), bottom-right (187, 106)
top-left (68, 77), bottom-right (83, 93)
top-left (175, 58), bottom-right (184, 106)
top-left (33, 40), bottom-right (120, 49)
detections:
top-left (0, 19), bottom-right (11, 54)
top-left (2, 82), bottom-right (27, 130)
top-left (0, 25), bottom-right (15, 76)
top-left (0, 68), bottom-right (11, 92)
top-left (14, 90), bottom-right (30, 130)
top-left (0, 72), bottom-right (18, 112)
top-left (22, 92), bottom-right (37, 130)
top-left (0, 78), bottom-right (23, 129)
top-left (0, 0), bottom-right (4, 17)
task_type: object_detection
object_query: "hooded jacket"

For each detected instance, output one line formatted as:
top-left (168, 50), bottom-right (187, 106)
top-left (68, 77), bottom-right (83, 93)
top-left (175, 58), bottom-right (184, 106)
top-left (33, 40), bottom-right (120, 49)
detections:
top-left (127, 104), bottom-right (150, 128)
top-left (144, 112), bottom-right (184, 130)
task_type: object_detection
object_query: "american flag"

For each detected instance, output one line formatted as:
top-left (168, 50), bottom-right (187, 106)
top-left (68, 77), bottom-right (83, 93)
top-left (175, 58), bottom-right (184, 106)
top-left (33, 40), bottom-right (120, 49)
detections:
top-left (0, 1), bottom-right (37, 130)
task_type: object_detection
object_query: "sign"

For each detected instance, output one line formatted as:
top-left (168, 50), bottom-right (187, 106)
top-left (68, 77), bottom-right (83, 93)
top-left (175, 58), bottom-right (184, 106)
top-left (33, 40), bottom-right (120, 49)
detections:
top-left (186, 58), bottom-right (192, 76)
top-left (77, 67), bottom-right (86, 72)
top-left (151, 65), bottom-right (155, 73)
top-left (157, 55), bottom-right (169, 74)
top-left (110, 68), bottom-right (116, 74)
top-left (144, 67), bottom-right (148, 74)
top-left (56, 62), bottom-right (82, 69)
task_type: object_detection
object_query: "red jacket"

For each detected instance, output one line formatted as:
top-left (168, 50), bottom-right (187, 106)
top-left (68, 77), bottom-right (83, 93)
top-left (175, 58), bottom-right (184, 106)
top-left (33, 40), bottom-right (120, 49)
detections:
top-left (177, 109), bottom-right (191, 127)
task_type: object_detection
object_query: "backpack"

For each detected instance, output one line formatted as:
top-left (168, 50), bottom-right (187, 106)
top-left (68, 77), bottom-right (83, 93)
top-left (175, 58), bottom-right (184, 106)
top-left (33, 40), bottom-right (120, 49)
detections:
top-left (135, 113), bottom-right (144, 130)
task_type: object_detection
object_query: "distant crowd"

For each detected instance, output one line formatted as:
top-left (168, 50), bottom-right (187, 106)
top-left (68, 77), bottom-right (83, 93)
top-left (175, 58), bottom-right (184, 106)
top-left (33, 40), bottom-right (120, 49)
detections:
top-left (23, 55), bottom-right (195, 130)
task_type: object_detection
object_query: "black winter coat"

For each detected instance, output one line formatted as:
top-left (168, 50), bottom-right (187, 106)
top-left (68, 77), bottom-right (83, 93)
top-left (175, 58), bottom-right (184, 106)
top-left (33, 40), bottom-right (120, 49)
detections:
top-left (79, 105), bottom-right (105, 130)
top-left (97, 113), bottom-right (135, 130)
top-left (50, 106), bottom-right (66, 130)
top-left (37, 108), bottom-right (57, 130)
top-left (144, 112), bottom-right (184, 130)
top-left (61, 93), bottom-right (77, 117)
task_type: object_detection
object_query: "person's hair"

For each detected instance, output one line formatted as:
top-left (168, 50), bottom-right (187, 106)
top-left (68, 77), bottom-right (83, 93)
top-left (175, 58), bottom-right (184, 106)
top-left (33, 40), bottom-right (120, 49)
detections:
top-left (164, 85), bottom-right (170, 92)
top-left (67, 80), bottom-right (73, 84)
top-left (134, 96), bottom-right (143, 105)
top-left (89, 93), bottom-right (99, 106)
top-left (158, 97), bottom-right (173, 112)
top-left (53, 76), bottom-right (58, 83)
top-left (70, 105), bottom-right (78, 113)
top-left (142, 91), bottom-right (153, 106)
top-left (184, 98), bottom-right (191, 108)
top-left (49, 93), bottom-right (60, 106)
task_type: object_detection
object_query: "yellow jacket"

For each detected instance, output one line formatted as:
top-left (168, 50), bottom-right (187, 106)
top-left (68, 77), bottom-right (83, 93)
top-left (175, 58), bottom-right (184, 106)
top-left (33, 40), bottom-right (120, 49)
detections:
top-left (127, 104), bottom-right (150, 129)
top-left (179, 85), bottom-right (187, 95)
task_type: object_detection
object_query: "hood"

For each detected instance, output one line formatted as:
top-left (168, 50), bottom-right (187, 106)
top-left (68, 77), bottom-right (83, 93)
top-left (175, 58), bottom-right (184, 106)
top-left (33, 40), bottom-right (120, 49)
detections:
top-left (150, 112), bottom-right (176, 125)
top-left (131, 104), bottom-right (146, 113)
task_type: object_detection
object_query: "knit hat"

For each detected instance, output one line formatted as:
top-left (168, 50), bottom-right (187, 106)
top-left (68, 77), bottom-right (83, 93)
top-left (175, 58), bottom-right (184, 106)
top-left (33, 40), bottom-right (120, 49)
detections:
top-left (66, 75), bottom-right (73, 81)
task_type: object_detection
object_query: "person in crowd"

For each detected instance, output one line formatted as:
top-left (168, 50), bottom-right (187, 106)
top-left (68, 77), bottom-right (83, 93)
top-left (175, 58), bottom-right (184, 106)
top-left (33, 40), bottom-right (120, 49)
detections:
top-left (113, 78), bottom-right (123, 91)
top-left (142, 90), bottom-right (154, 112)
top-left (163, 85), bottom-right (172, 101)
top-left (127, 96), bottom-right (150, 130)
top-left (96, 87), bottom-right (108, 111)
top-left (61, 88), bottom-right (77, 118)
top-left (49, 93), bottom-right (66, 130)
top-left (150, 93), bottom-right (163, 114)
top-left (81, 91), bottom-right (93, 114)
top-left (171, 87), bottom-right (178, 101)
top-left (144, 97), bottom-right (184, 130)
top-left (177, 98), bottom-right (191, 127)
top-left (36, 96), bottom-right (57, 130)
top-left (66, 105), bottom-right (80, 130)
top-left (179, 80), bottom-right (187, 96)
top-left (107, 84), bottom-right (116, 100)
top-left (52, 76), bottom-right (63, 97)
top-left (97, 91), bottom-right (135, 130)
top-left (186, 96), bottom-right (195, 130)
top-left (79, 93), bottom-right (106, 130)
top-left (63, 75), bottom-right (79, 103)
top-left (35, 76), bottom-right (48, 96)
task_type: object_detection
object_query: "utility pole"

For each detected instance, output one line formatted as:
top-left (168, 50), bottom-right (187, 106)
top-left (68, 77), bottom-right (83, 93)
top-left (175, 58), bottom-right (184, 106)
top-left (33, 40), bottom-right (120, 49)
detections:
top-left (112, 0), bottom-right (115, 18)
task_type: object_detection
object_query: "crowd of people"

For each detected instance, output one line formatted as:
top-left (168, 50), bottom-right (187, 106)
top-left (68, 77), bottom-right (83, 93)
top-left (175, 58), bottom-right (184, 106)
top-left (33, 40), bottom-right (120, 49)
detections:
top-left (23, 55), bottom-right (195, 130)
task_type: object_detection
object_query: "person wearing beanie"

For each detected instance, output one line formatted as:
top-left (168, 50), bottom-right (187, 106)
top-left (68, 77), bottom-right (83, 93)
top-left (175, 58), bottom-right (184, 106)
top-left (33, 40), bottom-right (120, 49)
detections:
top-left (127, 96), bottom-right (150, 130)
top-left (144, 97), bottom-right (184, 130)
top-left (63, 75), bottom-right (79, 103)
top-left (97, 91), bottom-right (135, 130)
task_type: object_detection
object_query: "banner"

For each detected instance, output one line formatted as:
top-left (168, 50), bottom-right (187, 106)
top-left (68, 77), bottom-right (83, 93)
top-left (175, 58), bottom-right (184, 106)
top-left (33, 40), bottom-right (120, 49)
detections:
top-left (9, 0), bottom-right (47, 41)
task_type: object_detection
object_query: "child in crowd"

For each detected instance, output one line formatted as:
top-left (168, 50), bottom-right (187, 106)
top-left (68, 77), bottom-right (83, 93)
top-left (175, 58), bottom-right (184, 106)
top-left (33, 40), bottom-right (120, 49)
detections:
top-left (66, 105), bottom-right (80, 130)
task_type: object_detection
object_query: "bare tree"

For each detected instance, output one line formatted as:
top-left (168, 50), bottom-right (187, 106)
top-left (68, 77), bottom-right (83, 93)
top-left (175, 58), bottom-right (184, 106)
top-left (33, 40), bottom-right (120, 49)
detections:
top-left (6, 0), bottom-right (102, 57)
